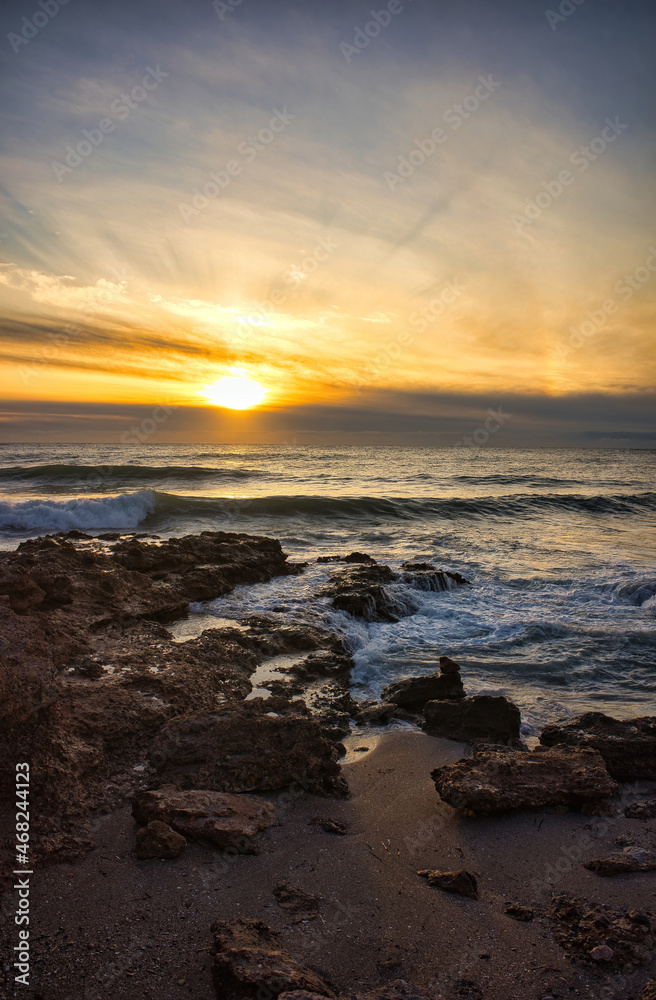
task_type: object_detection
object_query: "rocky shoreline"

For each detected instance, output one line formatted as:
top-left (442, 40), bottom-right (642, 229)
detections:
top-left (1, 529), bottom-right (655, 999)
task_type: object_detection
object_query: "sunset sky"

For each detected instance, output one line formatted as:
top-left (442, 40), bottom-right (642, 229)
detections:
top-left (1, 0), bottom-right (654, 444)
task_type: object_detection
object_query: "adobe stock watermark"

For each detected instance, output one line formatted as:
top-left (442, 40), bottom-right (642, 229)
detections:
top-left (8, 0), bottom-right (71, 55)
top-left (546, 0), bottom-right (587, 31)
top-left (51, 65), bottom-right (169, 181)
top-left (340, 0), bottom-right (413, 63)
top-left (177, 107), bottom-right (296, 223)
top-left (557, 246), bottom-right (656, 361)
top-left (511, 116), bottom-right (628, 234)
top-left (384, 76), bottom-right (501, 191)
top-left (452, 407), bottom-right (511, 456)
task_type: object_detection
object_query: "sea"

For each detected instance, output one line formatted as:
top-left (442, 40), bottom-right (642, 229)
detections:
top-left (1, 443), bottom-right (654, 735)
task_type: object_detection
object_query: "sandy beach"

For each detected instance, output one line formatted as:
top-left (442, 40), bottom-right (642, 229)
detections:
top-left (6, 727), bottom-right (653, 1000)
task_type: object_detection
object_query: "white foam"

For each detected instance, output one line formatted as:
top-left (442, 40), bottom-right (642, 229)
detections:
top-left (0, 490), bottom-right (155, 534)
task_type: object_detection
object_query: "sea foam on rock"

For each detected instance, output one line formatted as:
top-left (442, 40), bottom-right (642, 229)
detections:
top-left (321, 555), bottom-right (469, 623)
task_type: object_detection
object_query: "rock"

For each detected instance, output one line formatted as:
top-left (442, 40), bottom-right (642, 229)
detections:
top-left (323, 563), bottom-right (407, 623)
top-left (210, 918), bottom-right (335, 998)
top-left (0, 529), bottom-right (342, 886)
top-left (590, 944), bottom-right (614, 961)
top-left (641, 982), bottom-right (656, 999)
top-left (354, 701), bottom-right (404, 725)
top-left (432, 746), bottom-right (618, 815)
top-left (418, 868), bottom-right (478, 899)
top-left (323, 558), bottom-right (468, 623)
top-left (132, 788), bottom-right (278, 852)
top-left (310, 816), bottom-right (347, 835)
top-left (401, 563), bottom-right (471, 591)
top-left (505, 903), bottom-right (535, 921)
top-left (382, 665), bottom-right (465, 710)
top-left (274, 882), bottom-right (321, 922)
top-left (626, 799), bottom-right (656, 819)
top-left (316, 555), bottom-right (342, 563)
top-left (438, 655), bottom-right (461, 674)
top-left (540, 712), bottom-right (656, 781)
top-left (548, 896), bottom-right (656, 968)
top-left (147, 698), bottom-right (347, 797)
top-left (583, 847), bottom-right (656, 876)
top-left (422, 695), bottom-right (521, 743)
top-left (135, 820), bottom-right (186, 859)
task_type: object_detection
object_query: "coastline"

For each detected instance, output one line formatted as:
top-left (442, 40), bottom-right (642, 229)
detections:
top-left (1, 528), bottom-right (655, 999)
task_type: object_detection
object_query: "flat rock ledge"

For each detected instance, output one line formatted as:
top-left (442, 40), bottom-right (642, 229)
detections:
top-left (132, 787), bottom-right (278, 852)
top-left (539, 711), bottom-right (656, 781)
top-left (147, 698), bottom-right (348, 798)
top-left (211, 917), bottom-right (335, 998)
top-left (431, 746), bottom-right (618, 815)
top-left (583, 847), bottom-right (656, 876)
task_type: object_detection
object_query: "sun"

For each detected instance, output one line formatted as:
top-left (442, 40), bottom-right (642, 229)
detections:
top-left (202, 368), bottom-right (268, 410)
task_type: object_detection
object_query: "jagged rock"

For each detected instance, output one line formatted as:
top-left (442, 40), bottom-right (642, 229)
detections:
top-left (505, 903), bottom-right (534, 921)
top-left (322, 557), bottom-right (468, 623)
top-left (422, 695), bottom-right (520, 743)
top-left (583, 847), bottom-right (656, 876)
top-left (540, 712), bottom-right (656, 781)
top-left (0, 530), bottom-right (348, 888)
top-left (438, 655), bottom-right (461, 674)
top-left (382, 662), bottom-right (465, 710)
top-left (418, 868), bottom-right (478, 899)
top-left (432, 746), bottom-right (618, 815)
top-left (132, 787), bottom-right (278, 852)
top-left (274, 882), bottom-right (321, 922)
top-left (626, 799), bottom-right (656, 819)
top-left (401, 562), bottom-right (471, 591)
top-left (323, 563), bottom-right (406, 622)
top-left (210, 918), bottom-right (335, 998)
top-left (148, 698), bottom-right (347, 797)
top-left (135, 820), bottom-right (186, 859)
top-left (548, 896), bottom-right (656, 968)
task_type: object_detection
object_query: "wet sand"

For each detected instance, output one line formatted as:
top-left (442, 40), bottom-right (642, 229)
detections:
top-left (7, 728), bottom-right (656, 1000)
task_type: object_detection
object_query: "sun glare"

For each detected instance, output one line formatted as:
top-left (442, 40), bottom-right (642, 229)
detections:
top-left (202, 368), bottom-right (268, 409)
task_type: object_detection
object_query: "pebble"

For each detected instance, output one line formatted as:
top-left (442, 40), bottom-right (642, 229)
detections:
top-left (590, 944), bottom-right (614, 961)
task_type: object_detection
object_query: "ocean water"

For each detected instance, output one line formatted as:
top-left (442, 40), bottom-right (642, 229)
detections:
top-left (1, 443), bottom-right (654, 733)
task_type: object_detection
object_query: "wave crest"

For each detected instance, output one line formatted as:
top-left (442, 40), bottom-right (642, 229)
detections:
top-left (0, 491), bottom-right (156, 534)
